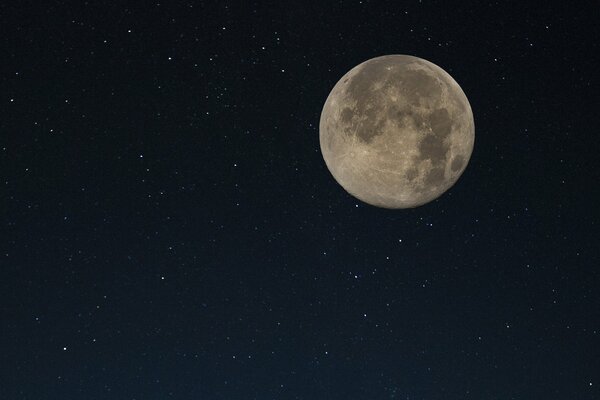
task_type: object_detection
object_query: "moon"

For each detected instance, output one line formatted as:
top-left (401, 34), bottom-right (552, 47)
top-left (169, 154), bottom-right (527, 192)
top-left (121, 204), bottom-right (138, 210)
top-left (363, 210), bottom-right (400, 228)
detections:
top-left (319, 55), bottom-right (474, 208)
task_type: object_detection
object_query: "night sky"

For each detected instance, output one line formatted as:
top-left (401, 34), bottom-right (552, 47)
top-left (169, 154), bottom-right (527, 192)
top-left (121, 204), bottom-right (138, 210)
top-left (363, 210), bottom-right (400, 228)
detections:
top-left (2, 1), bottom-right (599, 399)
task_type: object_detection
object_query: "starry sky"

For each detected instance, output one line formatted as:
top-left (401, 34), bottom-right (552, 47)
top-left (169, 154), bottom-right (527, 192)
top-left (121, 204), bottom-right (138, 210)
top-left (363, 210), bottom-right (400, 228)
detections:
top-left (2, 1), bottom-right (599, 399)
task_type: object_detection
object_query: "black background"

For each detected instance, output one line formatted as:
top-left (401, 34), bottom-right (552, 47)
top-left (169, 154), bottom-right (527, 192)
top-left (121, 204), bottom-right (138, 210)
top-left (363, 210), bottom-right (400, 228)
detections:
top-left (1, 1), bottom-right (599, 399)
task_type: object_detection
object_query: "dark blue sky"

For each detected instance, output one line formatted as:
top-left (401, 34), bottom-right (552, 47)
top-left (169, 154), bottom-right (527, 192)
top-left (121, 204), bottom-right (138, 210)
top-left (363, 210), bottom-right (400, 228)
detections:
top-left (1, 1), bottom-right (598, 399)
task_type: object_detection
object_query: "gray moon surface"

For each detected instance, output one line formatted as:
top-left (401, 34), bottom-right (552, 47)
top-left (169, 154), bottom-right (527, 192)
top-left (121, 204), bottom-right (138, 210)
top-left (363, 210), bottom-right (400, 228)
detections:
top-left (319, 55), bottom-right (475, 208)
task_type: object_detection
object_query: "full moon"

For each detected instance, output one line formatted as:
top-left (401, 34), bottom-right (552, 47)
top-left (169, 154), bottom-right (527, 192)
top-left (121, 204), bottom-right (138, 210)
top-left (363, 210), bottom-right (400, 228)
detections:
top-left (319, 55), bottom-right (474, 208)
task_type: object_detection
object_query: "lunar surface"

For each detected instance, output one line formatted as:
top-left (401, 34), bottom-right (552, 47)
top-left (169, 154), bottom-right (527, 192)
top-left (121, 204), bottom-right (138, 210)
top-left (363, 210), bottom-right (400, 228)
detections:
top-left (319, 55), bottom-right (474, 208)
